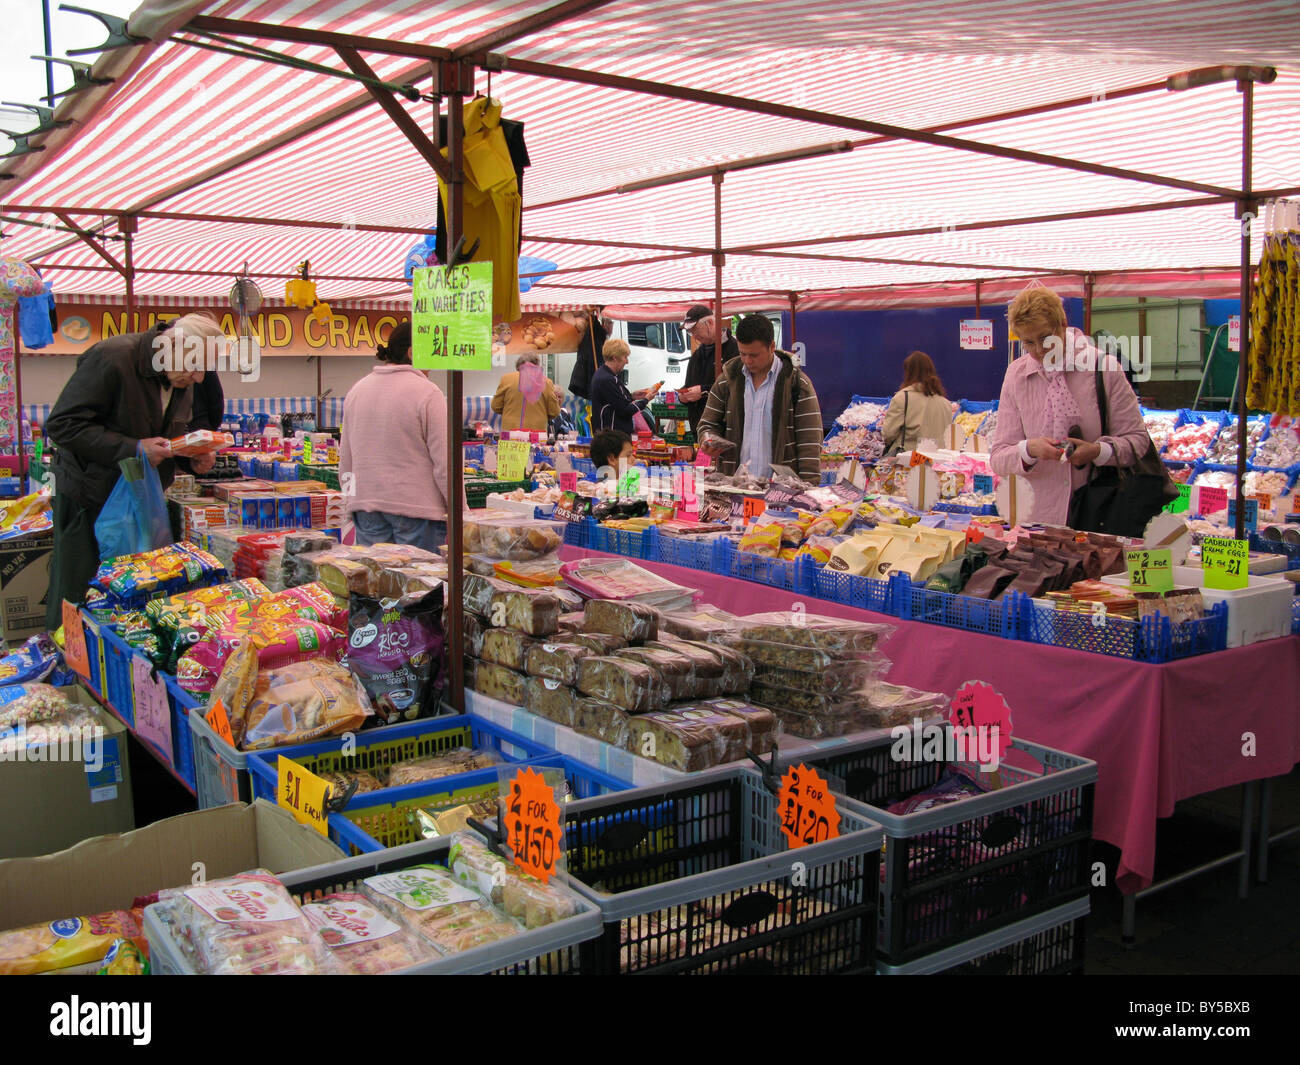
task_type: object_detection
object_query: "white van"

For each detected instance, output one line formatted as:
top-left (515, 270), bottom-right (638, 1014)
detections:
top-left (552, 313), bottom-right (784, 397)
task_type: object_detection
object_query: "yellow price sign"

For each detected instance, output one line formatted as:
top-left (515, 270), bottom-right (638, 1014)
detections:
top-left (1125, 548), bottom-right (1174, 593)
top-left (1201, 537), bottom-right (1249, 590)
top-left (497, 439), bottom-right (531, 481)
top-left (277, 757), bottom-right (333, 836)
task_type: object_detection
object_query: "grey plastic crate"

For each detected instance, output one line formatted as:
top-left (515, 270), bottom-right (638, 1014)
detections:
top-left (189, 702), bottom-right (253, 808)
top-left (778, 732), bottom-right (1097, 963)
top-left (558, 766), bottom-right (886, 974)
top-left (875, 895), bottom-right (1090, 975)
top-left (144, 836), bottom-right (602, 975)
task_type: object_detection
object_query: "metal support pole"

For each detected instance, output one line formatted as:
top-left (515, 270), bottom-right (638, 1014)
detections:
top-left (121, 215), bottom-right (137, 329)
top-left (445, 67), bottom-right (468, 713)
top-left (788, 293), bottom-right (798, 346)
top-left (713, 172), bottom-right (724, 377)
top-left (1083, 274), bottom-right (1094, 335)
top-left (1235, 80), bottom-right (1255, 540)
top-left (315, 357), bottom-right (323, 428)
top-left (12, 306), bottom-right (23, 482)
top-left (974, 279), bottom-right (981, 319)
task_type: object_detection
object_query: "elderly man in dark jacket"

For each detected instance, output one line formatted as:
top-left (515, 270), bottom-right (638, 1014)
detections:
top-left (44, 315), bottom-right (224, 626)
top-left (696, 314), bottom-right (824, 484)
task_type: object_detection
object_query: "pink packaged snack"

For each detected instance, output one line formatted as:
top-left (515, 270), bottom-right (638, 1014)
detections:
top-left (301, 892), bottom-right (437, 974)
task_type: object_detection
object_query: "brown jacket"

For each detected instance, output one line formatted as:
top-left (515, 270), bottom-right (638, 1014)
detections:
top-left (491, 371), bottom-right (561, 432)
top-left (697, 351), bottom-right (823, 482)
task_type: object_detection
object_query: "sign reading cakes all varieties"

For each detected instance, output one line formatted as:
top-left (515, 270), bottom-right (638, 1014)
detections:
top-left (411, 263), bottom-right (493, 371)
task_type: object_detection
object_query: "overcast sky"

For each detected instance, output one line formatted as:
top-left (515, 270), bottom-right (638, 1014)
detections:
top-left (0, 0), bottom-right (139, 149)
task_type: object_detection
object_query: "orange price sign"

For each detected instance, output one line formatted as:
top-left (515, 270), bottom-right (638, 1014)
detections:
top-left (909, 451), bottom-right (933, 468)
top-left (1252, 492), bottom-right (1272, 512)
top-left (505, 766), bottom-right (563, 883)
top-left (777, 764), bottom-right (841, 849)
top-left (207, 700), bottom-right (236, 747)
top-left (61, 600), bottom-right (90, 681)
top-left (742, 497), bottom-right (766, 522)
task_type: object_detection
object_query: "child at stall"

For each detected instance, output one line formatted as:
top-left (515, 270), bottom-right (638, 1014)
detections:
top-left (590, 430), bottom-right (637, 502)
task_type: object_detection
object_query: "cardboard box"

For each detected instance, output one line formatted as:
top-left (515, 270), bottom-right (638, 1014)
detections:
top-left (0, 530), bottom-right (53, 644)
top-left (0, 799), bottom-right (344, 929)
top-left (0, 684), bottom-right (134, 862)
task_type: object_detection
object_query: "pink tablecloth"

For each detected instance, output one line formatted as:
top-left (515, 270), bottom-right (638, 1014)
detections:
top-left (560, 545), bottom-right (1300, 893)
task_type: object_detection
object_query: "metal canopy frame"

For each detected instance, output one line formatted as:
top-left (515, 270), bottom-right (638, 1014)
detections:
top-left (0, 2), bottom-right (1283, 673)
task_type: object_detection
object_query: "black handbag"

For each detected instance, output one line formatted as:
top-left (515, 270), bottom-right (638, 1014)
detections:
top-left (1068, 365), bottom-right (1177, 537)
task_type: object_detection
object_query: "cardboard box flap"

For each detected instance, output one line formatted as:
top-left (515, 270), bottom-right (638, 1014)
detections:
top-left (0, 800), bottom-right (342, 929)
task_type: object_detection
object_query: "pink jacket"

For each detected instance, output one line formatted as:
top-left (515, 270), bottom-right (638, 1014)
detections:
top-left (990, 329), bottom-right (1150, 526)
top-left (339, 364), bottom-right (450, 521)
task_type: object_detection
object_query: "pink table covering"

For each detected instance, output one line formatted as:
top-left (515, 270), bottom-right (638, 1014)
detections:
top-left (560, 545), bottom-right (1300, 893)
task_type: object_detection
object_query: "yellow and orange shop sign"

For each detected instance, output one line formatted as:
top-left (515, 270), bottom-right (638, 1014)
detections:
top-left (36, 304), bottom-right (408, 357)
top-left (34, 304), bottom-right (582, 359)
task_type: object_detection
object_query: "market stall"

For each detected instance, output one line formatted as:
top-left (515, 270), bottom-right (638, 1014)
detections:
top-left (0, 0), bottom-right (1295, 988)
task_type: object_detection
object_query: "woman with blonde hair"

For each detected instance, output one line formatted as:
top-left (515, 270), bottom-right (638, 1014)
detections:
top-left (990, 286), bottom-right (1167, 531)
top-left (882, 350), bottom-right (954, 452)
top-left (590, 337), bottom-right (655, 434)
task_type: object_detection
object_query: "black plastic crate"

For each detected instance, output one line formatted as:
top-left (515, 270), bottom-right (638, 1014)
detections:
top-left (561, 768), bottom-right (885, 975)
top-left (876, 897), bottom-right (1089, 974)
top-left (780, 733), bottom-right (1096, 963)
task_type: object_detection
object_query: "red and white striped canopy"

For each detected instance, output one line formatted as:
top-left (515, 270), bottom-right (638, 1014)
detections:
top-left (2, 0), bottom-right (1298, 315)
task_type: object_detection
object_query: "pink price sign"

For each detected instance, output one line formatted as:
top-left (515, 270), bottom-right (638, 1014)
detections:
top-left (131, 655), bottom-right (174, 768)
top-left (1197, 485), bottom-right (1229, 516)
top-left (559, 471), bottom-right (578, 492)
top-left (948, 680), bottom-right (1014, 769)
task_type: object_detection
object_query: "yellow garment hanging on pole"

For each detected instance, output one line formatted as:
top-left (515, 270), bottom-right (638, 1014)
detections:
top-left (439, 97), bottom-right (521, 323)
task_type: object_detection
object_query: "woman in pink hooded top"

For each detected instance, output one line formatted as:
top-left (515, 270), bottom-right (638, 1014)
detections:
top-left (339, 321), bottom-right (450, 551)
top-left (990, 287), bottom-right (1150, 527)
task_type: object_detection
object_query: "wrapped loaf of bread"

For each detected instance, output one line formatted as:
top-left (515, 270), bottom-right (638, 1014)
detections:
top-left (673, 638), bottom-right (753, 695)
top-left (645, 640), bottom-right (725, 698)
top-left (472, 662), bottom-right (527, 706)
top-left (572, 696), bottom-right (633, 747)
top-left (703, 698), bottom-right (778, 755)
top-left (480, 627), bottom-right (539, 671)
top-left (569, 632), bottom-right (628, 655)
top-left (615, 647), bottom-right (696, 702)
top-left (525, 676), bottom-right (578, 727)
top-left (489, 589), bottom-right (561, 637)
top-left (627, 705), bottom-right (748, 771)
top-left (583, 599), bottom-right (659, 643)
top-left (576, 656), bottom-right (667, 714)
top-left (524, 641), bottom-right (595, 686)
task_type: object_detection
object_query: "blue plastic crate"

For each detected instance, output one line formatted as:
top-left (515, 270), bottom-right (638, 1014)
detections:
top-left (900, 584), bottom-right (1024, 639)
top-left (932, 501), bottom-right (998, 515)
top-left (959, 399), bottom-right (997, 413)
top-left (165, 674), bottom-right (200, 793)
top-left (245, 713), bottom-right (554, 804)
top-left (570, 456), bottom-right (597, 479)
top-left (812, 567), bottom-right (895, 614)
top-left (1252, 534), bottom-right (1300, 566)
top-left (562, 519), bottom-right (594, 550)
top-left (463, 442), bottom-right (485, 463)
top-left (326, 754), bottom-right (632, 854)
top-left (591, 523), bottom-right (657, 560)
top-left (100, 627), bottom-right (136, 728)
top-left (712, 537), bottom-right (817, 595)
top-left (655, 533), bottom-right (716, 570)
top-left (78, 610), bottom-right (105, 697)
top-left (1018, 599), bottom-right (1227, 662)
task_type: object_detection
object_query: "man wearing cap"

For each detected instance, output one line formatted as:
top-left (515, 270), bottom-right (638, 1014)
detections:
top-left (678, 304), bottom-right (739, 435)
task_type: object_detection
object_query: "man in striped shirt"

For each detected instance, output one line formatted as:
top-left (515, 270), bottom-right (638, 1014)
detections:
top-left (696, 314), bottom-right (824, 484)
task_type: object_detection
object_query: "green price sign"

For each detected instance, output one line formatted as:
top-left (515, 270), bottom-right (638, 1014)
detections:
top-left (497, 439), bottom-right (530, 482)
top-left (412, 262), bottom-right (493, 370)
top-left (1163, 483), bottom-right (1191, 514)
top-left (1125, 548), bottom-right (1174, 592)
top-left (1201, 537), bottom-right (1249, 590)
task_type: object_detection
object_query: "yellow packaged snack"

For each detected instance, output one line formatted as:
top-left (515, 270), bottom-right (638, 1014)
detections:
top-left (739, 522), bottom-right (783, 558)
top-left (0, 909), bottom-right (147, 975)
